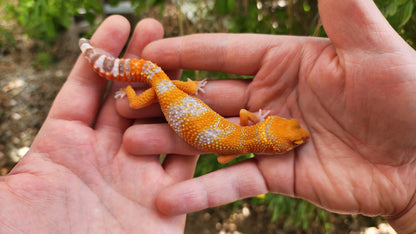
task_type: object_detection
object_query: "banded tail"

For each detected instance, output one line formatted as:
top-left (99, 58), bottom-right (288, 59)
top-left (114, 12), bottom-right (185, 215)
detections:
top-left (79, 38), bottom-right (160, 84)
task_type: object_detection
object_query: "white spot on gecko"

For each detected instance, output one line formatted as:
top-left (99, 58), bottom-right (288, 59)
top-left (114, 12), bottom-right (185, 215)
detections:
top-left (93, 55), bottom-right (106, 74)
top-left (111, 58), bottom-right (120, 77)
top-left (156, 79), bottom-right (175, 94)
top-left (141, 61), bottom-right (162, 81)
top-left (196, 119), bottom-right (235, 146)
top-left (165, 96), bottom-right (209, 134)
top-left (80, 42), bottom-right (93, 53)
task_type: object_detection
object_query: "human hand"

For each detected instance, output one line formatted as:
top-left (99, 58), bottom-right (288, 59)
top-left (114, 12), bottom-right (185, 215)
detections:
top-left (0, 16), bottom-right (197, 233)
top-left (120, 1), bottom-right (416, 232)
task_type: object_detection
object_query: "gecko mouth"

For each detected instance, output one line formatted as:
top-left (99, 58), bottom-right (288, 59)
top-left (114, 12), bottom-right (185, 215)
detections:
top-left (293, 139), bottom-right (304, 145)
top-left (293, 127), bottom-right (310, 145)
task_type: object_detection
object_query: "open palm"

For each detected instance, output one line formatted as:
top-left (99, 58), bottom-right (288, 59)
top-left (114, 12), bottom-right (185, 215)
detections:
top-left (118, 1), bottom-right (416, 231)
top-left (0, 17), bottom-right (197, 233)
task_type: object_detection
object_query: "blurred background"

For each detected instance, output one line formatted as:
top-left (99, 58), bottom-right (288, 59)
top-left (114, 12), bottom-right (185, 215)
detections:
top-left (1, 0), bottom-right (414, 233)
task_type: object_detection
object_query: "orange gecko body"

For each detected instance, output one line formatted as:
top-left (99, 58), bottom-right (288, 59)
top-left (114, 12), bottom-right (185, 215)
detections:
top-left (79, 38), bottom-right (309, 163)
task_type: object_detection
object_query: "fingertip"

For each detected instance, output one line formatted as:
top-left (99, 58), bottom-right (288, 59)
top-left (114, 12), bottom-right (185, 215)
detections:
top-left (156, 183), bottom-right (206, 216)
top-left (318, 0), bottom-right (400, 51)
top-left (163, 154), bottom-right (199, 181)
top-left (90, 15), bottom-right (131, 53)
top-left (123, 124), bottom-right (165, 155)
top-left (156, 187), bottom-right (180, 215)
top-left (125, 18), bottom-right (164, 57)
top-left (156, 188), bottom-right (182, 216)
top-left (122, 123), bottom-right (200, 156)
top-left (136, 18), bottom-right (164, 39)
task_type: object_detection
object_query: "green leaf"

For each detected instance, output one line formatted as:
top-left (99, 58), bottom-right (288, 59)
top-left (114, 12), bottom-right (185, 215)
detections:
top-left (385, 1), bottom-right (398, 16)
top-left (227, 0), bottom-right (235, 12)
top-left (303, 1), bottom-right (311, 12)
top-left (386, 0), bottom-right (414, 29)
top-left (398, 0), bottom-right (414, 28)
top-left (396, 0), bottom-right (410, 5)
top-left (215, 0), bottom-right (228, 14)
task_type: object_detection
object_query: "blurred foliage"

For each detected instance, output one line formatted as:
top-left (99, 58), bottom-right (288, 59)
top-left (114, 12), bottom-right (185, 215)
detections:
top-left (32, 50), bottom-right (55, 70)
top-left (0, 0), bottom-right (15, 51)
top-left (2, 0), bottom-right (413, 231)
top-left (376, 0), bottom-right (414, 29)
top-left (0, 26), bottom-right (15, 53)
top-left (3, 0), bottom-right (165, 43)
top-left (5, 0), bottom-right (102, 42)
top-left (375, 0), bottom-right (415, 47)
top-left (255, 193), bottom-right (330, 231)
top-left (212, 0), bottom-right (321, 35)
top-left (2, 0), bottom-right (415, 44)
top-left (193, 153), bottom-right (254, 177)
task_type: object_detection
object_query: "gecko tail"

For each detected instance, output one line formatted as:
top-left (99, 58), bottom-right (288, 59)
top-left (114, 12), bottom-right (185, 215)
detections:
top-left (79, 38), bottom-right (139, 82)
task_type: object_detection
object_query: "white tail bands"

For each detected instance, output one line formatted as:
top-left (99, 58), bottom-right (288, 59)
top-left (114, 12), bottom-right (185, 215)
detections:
top-left (79, 38), bottom-right (132, 81)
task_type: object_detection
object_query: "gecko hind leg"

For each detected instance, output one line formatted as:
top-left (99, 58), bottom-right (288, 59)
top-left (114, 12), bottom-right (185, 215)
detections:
top-left (115, 79), bottom-right (207, 109)
top-left (115, 85), bottom-right (157, 109)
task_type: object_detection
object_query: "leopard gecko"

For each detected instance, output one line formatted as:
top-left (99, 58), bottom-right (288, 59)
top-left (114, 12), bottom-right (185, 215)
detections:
top-left (79, 38), bottom-right (309, 163)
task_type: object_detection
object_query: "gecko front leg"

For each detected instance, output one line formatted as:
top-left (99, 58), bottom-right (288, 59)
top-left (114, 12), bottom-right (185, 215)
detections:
top-left (216, 109), bottom-right (271, 164)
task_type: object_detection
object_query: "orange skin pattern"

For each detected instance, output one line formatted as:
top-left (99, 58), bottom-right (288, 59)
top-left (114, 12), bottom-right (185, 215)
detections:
top-left (79, 38), bottom-right (310, 163)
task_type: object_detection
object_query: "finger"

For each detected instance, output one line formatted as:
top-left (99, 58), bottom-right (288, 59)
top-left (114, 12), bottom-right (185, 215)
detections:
top-left (117, 79), bottom-right (250, 119)
top-left (123, 123), bottom-right (201, 156)
top-left (124, 18), bottom-right (182, 83)
top-left (162, 154), bottom-right (199, 182)
top-left (124, 18), bottom-right (164, 58)
top-left (156, 160), bottom-right (268, 215)
top-left (142, 33), bottom-right (292, 74)
top-left (318, 0), bottom-right (405, 51)
top-left (256, 153), bottom-right (296, 196)
top-left (47, 15), bottom-right (130, 125)
top-left (123, 116), bottom-right (241, 156)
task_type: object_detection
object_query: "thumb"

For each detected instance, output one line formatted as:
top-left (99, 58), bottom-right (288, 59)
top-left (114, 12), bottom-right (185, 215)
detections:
top-left (318, 0), bottom-right (405, 52)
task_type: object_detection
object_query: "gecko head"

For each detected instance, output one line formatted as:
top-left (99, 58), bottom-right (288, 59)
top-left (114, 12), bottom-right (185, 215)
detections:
top-left (263, 116), bottom-right (310, 153)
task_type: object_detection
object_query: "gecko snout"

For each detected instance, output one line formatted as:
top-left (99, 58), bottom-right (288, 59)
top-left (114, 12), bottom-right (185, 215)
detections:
top-left (266, 117), bottom-right (310, 152)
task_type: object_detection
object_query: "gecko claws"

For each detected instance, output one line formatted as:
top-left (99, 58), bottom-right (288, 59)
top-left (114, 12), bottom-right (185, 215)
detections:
top-left (187, 78), bottom-right (207, 95)
top-left (258, 109), bottom-right (271, 122)
top-left (114, 90), bottom-right (127, 99)
top-left (197, 79), bottom-right (207, 94)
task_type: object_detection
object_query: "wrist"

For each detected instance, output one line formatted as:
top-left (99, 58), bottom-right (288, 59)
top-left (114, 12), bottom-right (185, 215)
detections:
top-left (386, 195), bottom-right (416, 233)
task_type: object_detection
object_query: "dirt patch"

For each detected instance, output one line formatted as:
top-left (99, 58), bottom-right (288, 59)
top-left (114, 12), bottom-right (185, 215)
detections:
top-left (0, 32), bottom-right (70, 175)
top-left (185, 201), bottom-right (385, 233)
